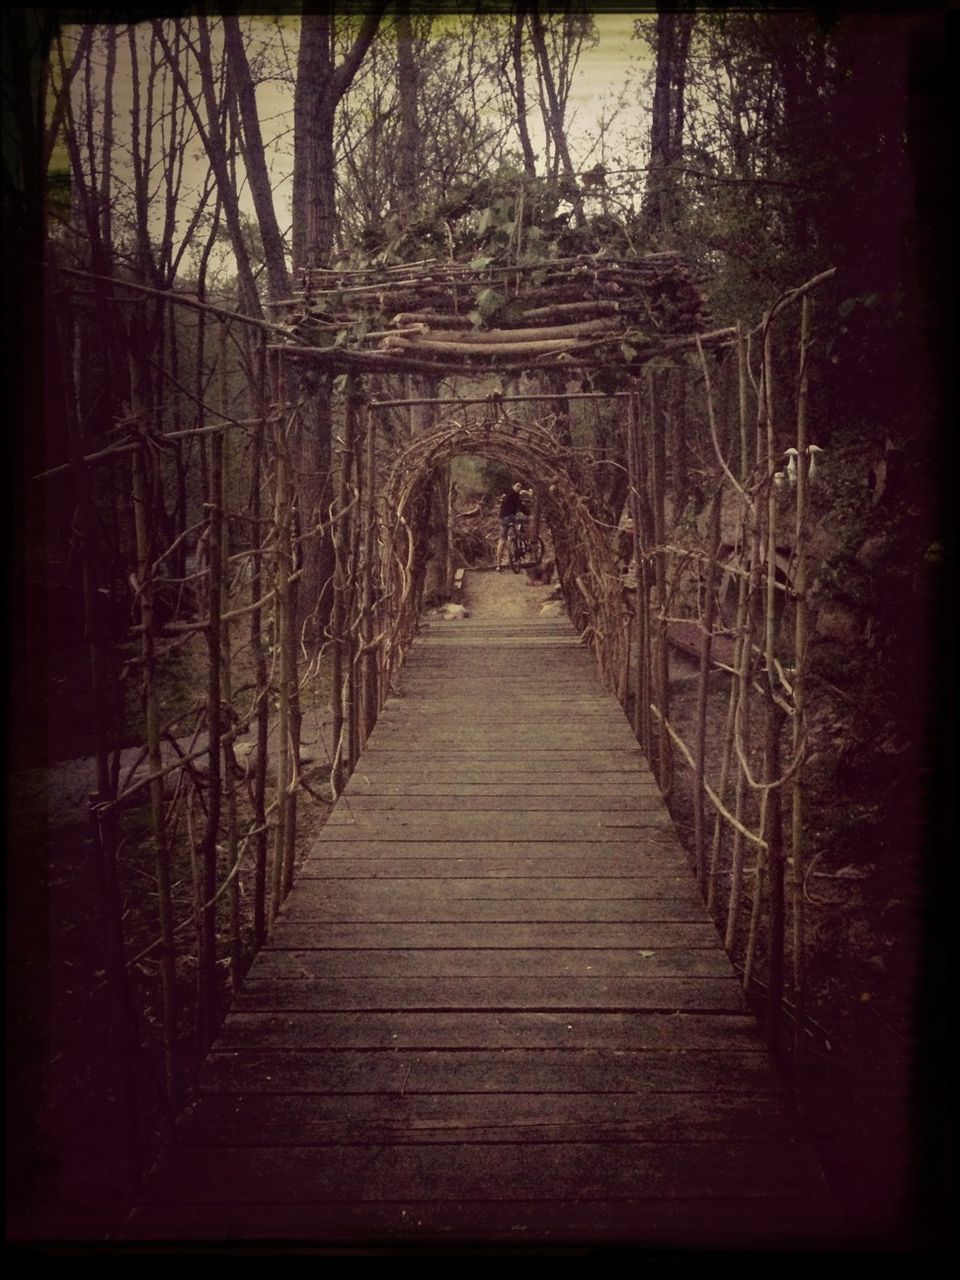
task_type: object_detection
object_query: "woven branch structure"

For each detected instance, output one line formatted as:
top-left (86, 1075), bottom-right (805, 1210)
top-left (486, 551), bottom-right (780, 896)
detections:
top-left (268, 251), bottom-right (729, 375)
top-left (43, 251), bottom-right (838, 1124)
top-left (376, 413), bottom-right (628, 698)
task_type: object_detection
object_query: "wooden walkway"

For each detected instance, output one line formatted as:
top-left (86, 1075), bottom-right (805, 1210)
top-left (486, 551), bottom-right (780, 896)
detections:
top-left (131, 602), bottom-right (841, 1248)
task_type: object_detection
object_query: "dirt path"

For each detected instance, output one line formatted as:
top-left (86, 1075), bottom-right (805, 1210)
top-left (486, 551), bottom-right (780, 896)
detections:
top-left (458, 566), bottom-right (560, 620)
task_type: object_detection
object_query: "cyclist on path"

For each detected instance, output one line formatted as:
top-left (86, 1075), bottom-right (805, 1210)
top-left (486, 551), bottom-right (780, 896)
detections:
top-left (495, 481), bottom-right (531, 572)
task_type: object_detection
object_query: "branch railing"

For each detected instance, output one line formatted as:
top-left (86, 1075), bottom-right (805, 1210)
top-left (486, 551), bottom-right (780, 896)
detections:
top-left (37, 263), bottom-right (833, 1193)
top-left (618, 272), bottom-right (835, 1056)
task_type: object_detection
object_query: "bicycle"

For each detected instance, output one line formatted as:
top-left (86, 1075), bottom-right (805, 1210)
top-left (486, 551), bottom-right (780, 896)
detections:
top-left (507, 515), bottom-right (545, 574)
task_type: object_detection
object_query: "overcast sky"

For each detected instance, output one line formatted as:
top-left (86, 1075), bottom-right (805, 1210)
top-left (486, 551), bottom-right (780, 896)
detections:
top-left (60, 13), bottom-right (653, 274)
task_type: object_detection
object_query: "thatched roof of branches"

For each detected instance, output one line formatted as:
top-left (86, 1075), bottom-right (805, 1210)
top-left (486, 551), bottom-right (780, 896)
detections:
top-left (268, 250), bottom-right (729, 378)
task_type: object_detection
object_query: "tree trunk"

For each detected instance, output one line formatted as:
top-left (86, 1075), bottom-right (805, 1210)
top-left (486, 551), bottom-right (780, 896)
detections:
top-left (643, 8), bottom-right (694, 236)
top-left (291, 9), bottom-right (383, 639)
top-left (223, 14), bottom-right (291, 301)
top-left (511, 13), bottom-right (538, 178)
top-left (395, 1), bottom-right (420, 216)
top-left (293, 7), bottom-right (385, 271)
top-left (527, 8), bottom-right (579, 189)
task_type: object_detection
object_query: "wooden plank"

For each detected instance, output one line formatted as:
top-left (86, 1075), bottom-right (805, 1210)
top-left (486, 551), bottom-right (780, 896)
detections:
top-left (332, 795), bottom-right (667, 812)
top-left (127, 1196), bottom-right (844, 1244)
top-left (372, 712), bottom-right (633, 724)
top-left (348, 765), bottom-right (654, 779)
top-left (278, 895), bottom-right (712, 923)
top-left (264, 922), bottom-right (722, 950)
top-left (214, 1010), bottom-right (765, 1051)
top-left (371, 733), bottom-right (633, 743)
top-left (288, 875), bottom-right (705, 897)
top-left (343, 781), bottom-right (663, 796)
top-left (252, 947), bottom-right (734, 979)
top-left (138, 1139), bottom-right (831, 1205)
top-left (297, 861), bottom-right (702, 882)
top-left (367, 723), bottom-right (636, 737)
top-left (353, 746), bottom-right (648, 758)
top-left (198, 1048), bottom-right (779, 1095)
top-left (179, 1086), bottom-right (799, 1145)
top-left (319, 814), bottom-right (673, 839)
top-left (231, 976), bottom-right (747, 1012)
top-left (304, 838), bottom-right (685, 859)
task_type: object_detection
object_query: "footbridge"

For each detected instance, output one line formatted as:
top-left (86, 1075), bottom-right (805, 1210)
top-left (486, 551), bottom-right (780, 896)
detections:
top-left (131, 575), bottom-right (840, 1247)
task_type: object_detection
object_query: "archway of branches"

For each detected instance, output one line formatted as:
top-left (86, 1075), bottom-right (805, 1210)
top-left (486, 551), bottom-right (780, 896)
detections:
top-left (376, 408), bottom-right (627, 695)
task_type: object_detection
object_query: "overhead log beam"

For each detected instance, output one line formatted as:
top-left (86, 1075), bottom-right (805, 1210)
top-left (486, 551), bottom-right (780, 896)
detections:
top-left (266, 250), bottom-right (715, 374)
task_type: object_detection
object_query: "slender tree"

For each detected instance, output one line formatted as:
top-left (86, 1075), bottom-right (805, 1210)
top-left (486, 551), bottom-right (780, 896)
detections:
top-left (642, 6), bottom-right (695, 237)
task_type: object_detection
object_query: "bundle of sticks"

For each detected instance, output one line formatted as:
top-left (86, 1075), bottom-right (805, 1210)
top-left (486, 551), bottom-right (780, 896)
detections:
top-left (267, 252), bottom-right (727, 375)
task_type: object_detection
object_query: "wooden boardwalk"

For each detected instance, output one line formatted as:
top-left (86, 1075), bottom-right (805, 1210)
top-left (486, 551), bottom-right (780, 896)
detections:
top-left (131, 602), bottom-right (841, 1248)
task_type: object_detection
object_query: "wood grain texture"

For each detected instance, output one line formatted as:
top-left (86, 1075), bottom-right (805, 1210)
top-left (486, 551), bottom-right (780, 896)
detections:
top-left (129, 597), bottom-right (839, 1246)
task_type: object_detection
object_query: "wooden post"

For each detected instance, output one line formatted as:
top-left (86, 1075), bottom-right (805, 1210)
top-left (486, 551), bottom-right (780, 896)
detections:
top-left (331, 378), bottom-right (358, 790)
top-left (361, 399), bottom-right (379, 743)
top-left (707, 572), bottom-right (748, 913)
top-left (693, 352), bottom-right (725, 891)
top-left (219, 507), bottom-right (242, 992)
top-left (791, 295), bottom-right (812, 1062)
top-left (270, 362), bottom-right (293, 922)
top-left (648, 366), bottom-right (672, 796)
top-left (279, 365), bottom-right (302, 903)
top-left (726, 335), bottom-right (765, 956)
top-left (762, 316), bottom-right (785, 1047)
top-left (626, 390), bottom-right (645, 744)
top-left (346, 393), bottom-right (361, 773)
top-left (250, 339), bottom-right (270, 946)
top-left (197, 323), bottom-right (226, 1052)
top-left (445, 464), bottom-right (456, 600)
top-left (131, 439), bottom-right (177, 1099)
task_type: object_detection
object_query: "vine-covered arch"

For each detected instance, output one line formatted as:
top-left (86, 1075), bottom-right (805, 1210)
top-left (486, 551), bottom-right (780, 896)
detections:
top-left (375, 410), bottom-right (629, 699)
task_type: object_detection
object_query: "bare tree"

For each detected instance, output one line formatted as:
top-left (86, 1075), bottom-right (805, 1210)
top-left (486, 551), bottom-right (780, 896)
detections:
top-left (642, 6), bottom-right (695, 237)
top-left (222, 14), bottom-right (291, 302)
top-left (292, 7), bottom-right (386, 271)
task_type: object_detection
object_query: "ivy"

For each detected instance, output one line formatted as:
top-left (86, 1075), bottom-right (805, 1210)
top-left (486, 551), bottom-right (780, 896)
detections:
top-left (471, 287), bottom-right (506, 327)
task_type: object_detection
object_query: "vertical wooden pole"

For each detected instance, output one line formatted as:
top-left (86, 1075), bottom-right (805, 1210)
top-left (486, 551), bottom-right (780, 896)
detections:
top-left (726, 328), bottom-right (764, 956)
top-left (131, 439), bottom-right (177, 1098)
top-left (220, 514), bottom-right (242, 992)
top-left (693, 352), bottom-right (725, 891)
top-left (707, 572), bottom-right (748, 913)
top-left (648, 367), bottom-right (672, 796)
top-left (330, 378), bottom-right (358, 791)
top-left (791, 295), bottom-right (812, 1062)
top-left (626, 390), bottom-right (644, 743)
top-left (330, 465), bottom-right (345, 794)
top-left (445, 464), bottom-right (456, 600)
top-left (737, 322), bottom-right (751, 483)
top-left (270, 357), bottom-right (292, 922)
top-left (343, 382), bottom-right (359, 775)
top-left (638, 397), bottom-right (653, 756)
top-left (250, 339), bottom-right (270, 946)
top-left (693, 485), bottom-right (721, 890)
top-left (280, 511), bottom-right (301, 901)
top-left (762, 317), bottom-right (785, 1046)
top-left (361, 400), bottom-right (379, 744)
top-left (198, 322), bottom-right (225, 1052)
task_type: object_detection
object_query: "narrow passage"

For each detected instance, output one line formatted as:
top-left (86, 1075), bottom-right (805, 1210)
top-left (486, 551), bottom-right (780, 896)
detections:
top-left (131, 571), bottom-right (840, 1246)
